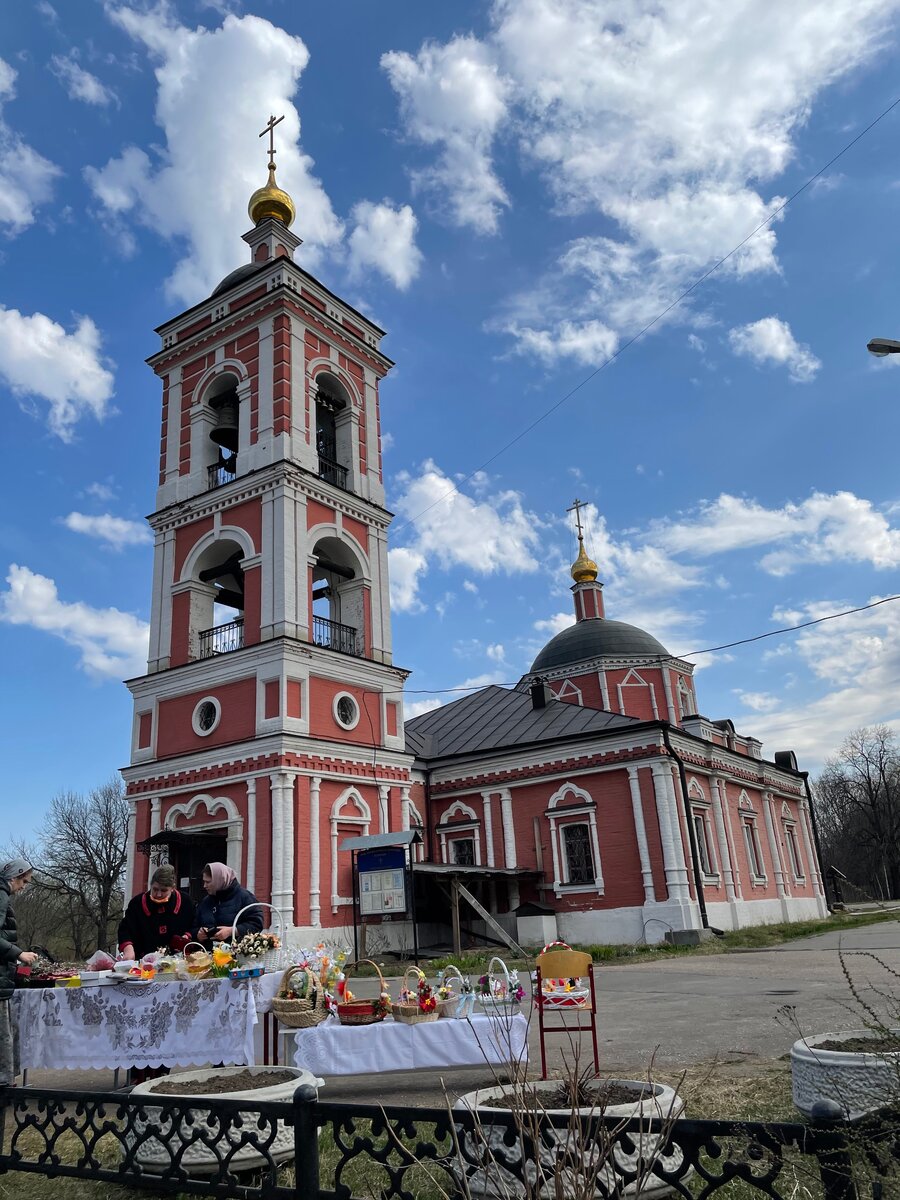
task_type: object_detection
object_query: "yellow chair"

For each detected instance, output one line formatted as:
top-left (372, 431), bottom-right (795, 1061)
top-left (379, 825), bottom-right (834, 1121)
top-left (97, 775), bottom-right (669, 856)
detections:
top-left (534, 944), bottom-right (599, 1079)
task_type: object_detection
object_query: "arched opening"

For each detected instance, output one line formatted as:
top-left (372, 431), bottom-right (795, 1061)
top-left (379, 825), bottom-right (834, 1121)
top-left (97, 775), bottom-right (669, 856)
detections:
top-left (195, 537), bottom-right (245, 657)
top-left (311, 535), bottom-right (363, 656)
top-left (314, 373), bottom-right (353, 490)
top-left (204, 373), bottom-right (241, 488)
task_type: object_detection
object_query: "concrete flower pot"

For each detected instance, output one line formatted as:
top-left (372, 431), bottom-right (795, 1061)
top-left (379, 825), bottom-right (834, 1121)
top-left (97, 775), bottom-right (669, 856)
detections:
top-left (129, 1065), bottom-right (323, 1176)
top-left (453, 1078), bottom-right (685, 1198)
top-left (791, 1030), bottom-right (900, 1120)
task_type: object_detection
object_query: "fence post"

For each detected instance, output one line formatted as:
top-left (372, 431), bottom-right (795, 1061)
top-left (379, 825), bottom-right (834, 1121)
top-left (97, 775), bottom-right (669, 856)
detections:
top-left (811, 1099), bottom-right (859, 1200)
top-left (292, 1083), bottom-right (321, 1198)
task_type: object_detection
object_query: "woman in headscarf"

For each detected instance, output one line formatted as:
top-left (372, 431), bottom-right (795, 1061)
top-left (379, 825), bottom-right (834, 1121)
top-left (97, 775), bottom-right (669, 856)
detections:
top-left (193, 863), bottom-right (263, 943)
top-left (118, 864), bottom-right (196, 960)
top-left (0, 858), bottom-right (37, 1086)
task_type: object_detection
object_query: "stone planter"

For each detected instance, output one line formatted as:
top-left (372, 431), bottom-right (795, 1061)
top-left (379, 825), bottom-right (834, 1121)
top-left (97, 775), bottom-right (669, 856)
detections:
top-left (453, 1078), bottom-right (685, 1198)
top-left (129, 1065), bottom-right (323, 1176)
top-left (791, 1030), bottom-right (900, 1120)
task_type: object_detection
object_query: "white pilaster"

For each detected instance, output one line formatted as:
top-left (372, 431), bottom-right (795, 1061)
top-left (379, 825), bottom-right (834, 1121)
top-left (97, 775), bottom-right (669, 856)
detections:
top-left (270, 772), bottom-right (284, 909)
top-left (718, 778), bottom-right (743, 899)
top-left (124, 798), bottom-right (137, 912)
top-left (660, 669), bottom-right (678, 725)
top-left (710, 778), bottom-right (736, 902)
top-left (281, 771), bottom-right (296, 924)
top-left (800, 800), bottom-right (825, 900)
top-left (148, 796), bottom-right (161, 887)
top-left (500, 789), bottom-right (517, 869)
top-left (309, 775), bottom-right (321, 927)
top-left (763, 792), bottom-right (791, 920)
top-left (666, 766), bottom-right (692, 899)
top-left (245, 777), bottom-right (257, 893)
top-left (481, 792), bottom-right (496, 868)
top-left (627, 766), bottom-right (655, 902)
top-left (400, 786), bottom-right (411, 832)
top-left (377, 784), bottom-right (390, 834)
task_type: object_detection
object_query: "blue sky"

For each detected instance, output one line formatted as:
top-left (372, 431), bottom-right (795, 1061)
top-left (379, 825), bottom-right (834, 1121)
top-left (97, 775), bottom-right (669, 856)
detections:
top-left (4, 0), bottom-right (900, 842)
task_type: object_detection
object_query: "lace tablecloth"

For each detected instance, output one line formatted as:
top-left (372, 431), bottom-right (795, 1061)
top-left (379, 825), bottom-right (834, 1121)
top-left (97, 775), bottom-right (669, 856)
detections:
top-left (11, 975), bottom-right (285, 1071)
top-left (290, 1012), bottom-right (529, 1076)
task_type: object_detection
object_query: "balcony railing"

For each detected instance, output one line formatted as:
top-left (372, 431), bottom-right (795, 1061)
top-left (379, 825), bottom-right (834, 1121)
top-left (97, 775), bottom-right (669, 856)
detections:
top-left (198, 617), bottom-right (244, 659)
top-left (318, 455), bottom-right (348, 490)
top-left (208, 461), bottom-right (237, 490)
top-left (313, 614), bottom-right (358, 656)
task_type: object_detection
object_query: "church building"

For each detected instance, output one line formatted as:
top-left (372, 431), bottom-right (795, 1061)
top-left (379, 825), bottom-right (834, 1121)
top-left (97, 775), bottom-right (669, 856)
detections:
top-left (121, 126), bottom-right (827, 948)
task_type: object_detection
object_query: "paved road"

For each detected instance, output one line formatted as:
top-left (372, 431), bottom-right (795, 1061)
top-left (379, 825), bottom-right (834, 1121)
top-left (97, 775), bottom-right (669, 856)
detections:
top-left (20, 921), bottom-right (900, 1104)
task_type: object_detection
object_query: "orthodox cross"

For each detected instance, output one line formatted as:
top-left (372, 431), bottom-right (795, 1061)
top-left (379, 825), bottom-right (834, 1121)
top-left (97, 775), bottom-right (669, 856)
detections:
top-left (259, 114), bottom-right (285, 169)
top-left (567, 498), bottom-right (587, 540)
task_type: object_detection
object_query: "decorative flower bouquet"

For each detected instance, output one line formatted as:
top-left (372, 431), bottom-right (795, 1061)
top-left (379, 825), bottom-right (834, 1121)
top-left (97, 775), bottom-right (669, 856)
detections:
top-left (290, 942), bottom-right (348, 995)
top-left (477, 957), bottom-right (524, 1014)
top-left (234, 931), bottom-right (281, 962)
top-left (211, 945), bottom-right (235, 978)
top-left (394, 967), bottom-right (439, 1024)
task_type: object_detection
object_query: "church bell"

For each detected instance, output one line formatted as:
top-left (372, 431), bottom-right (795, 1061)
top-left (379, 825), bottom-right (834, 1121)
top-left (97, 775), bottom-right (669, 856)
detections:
top-left (209, 396), bottom-right (239, 454)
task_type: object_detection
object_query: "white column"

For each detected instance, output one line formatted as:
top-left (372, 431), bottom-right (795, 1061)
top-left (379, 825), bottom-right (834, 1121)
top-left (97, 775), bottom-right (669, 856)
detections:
top-left (226, 822), bottom-right (243, 877)
top-left (245, 777), bottom-right (257, 892)
top-left (597, 670), bottom-right (610, 711)
top-left (666, 767), bottom-right (692, 899)
top-left (660, 669), bottom-right (678, 725)
top-left (124, 798), bottom-right (137, 911)
top-left (500, 789), bottom-right (517, 869)
top-left (148, 796), bottom-right (161, 886)
top-left (710, 778), bottom-right (736, 902)
top-left (280, 771), bottom-right (296, 924)
top-left (763, 792), bottom-right (788, 899)
top-left (270, 772), bottom-right (284, 909)
top-left (627, 766), bottom-right (655, 902)
top-left (650, 764), bottom-right (685, 901)
top-left (587, 808), bottom-right (604, 892)
top-left (309, 775), bottom-right (321, 927)
top-left (800, 800), bottom-right (824, 898)
top-left (481, 792), bottom-right (496, 868)
top-left (378, 784), bottom-right (390, 834)
top-left (718, 778), bottom-right (743, 898)
top-left (400, 786), bottom-right (411, 832)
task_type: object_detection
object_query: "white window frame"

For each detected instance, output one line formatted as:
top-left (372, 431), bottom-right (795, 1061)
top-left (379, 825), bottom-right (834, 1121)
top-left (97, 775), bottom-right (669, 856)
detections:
top-left (546, 782), bottom-right (604, 896)
top-left (741, 815), bottom-right (766, 884)
top-left (449, 836), bottom-right (477, 866)
top-left (560, 820), bottom-right (596, 887)
top-left (437, 801), bottom-right (482, 866)
top-left (783, 821), bottom-right (806, 883)
top-left (691, 806), bottom-right (718, 880)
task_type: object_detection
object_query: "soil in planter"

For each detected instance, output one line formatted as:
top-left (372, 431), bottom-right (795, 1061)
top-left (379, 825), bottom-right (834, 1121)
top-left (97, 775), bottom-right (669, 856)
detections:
top-left (151, 1069), bottom-right (299, 1095)
top-left (815, 1036), bottom-right (900, 1054)
top-left (481, 1082), bottom-right (651, 1111)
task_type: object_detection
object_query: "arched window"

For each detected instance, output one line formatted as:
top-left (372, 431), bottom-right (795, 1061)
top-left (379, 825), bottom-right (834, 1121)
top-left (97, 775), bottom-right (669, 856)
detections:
top-left (562, 823), bottom-right (595, 885)
top-left (677, 677), bottom-right (695, 719)
top-left (311, 535), bottom-right (364, 656)
top-left (203, 372), bottom-right (241, 489)
top-left (314, 373), bottom-right (353, 490)
top-left (193, 537), bottom-right (245, 658)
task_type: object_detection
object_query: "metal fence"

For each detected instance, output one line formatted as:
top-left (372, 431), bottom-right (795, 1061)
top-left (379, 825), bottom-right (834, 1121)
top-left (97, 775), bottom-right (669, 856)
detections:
top-left (0, 1083), bottom-right (897, 1199)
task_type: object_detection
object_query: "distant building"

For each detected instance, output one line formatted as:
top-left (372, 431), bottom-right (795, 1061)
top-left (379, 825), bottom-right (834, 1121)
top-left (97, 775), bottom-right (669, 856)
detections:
top-left (122, 137), bottom-right (827, 947)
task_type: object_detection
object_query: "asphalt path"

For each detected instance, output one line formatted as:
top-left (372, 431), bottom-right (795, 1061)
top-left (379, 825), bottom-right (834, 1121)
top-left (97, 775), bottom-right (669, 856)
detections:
top-left (20, 921), bottom-right (900, 1104)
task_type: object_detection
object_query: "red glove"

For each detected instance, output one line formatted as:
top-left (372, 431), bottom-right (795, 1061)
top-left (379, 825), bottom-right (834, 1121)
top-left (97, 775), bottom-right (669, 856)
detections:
top-left (170, 933), bottom-right (192, 952)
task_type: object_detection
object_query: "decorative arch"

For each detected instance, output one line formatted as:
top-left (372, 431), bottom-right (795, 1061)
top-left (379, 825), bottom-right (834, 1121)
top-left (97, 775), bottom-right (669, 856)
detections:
top-left (545, 782), bottom-right (603, 895)
top-left (307, 358), bottom-right (363, 409)
top-left (167, 794), bottom-right (240, 825)
top-left (439, 800), bottom-right (479, 825)
top-left (407, 798), bottom-right (425, 862)
top-left (181, 526), bottom-right (258, 583)
top-left (330, 787), bottom-right (372, 913)
top-left (307, 524), bottom-right (371, 579)
top-left (192, 359), bottom-right (251, 408)
top-left (554, 678), bottom-right (583, 705)
top-left (436, 799), bottom-right (481, 865)
top-left (164, 793), bottom-right (243, 876)
top-left (738, 789), bottom-right (755, 811)
top-left (548, 782), bottom-right (594, 810)
top-left (687, 777), bottom-right (707, 801)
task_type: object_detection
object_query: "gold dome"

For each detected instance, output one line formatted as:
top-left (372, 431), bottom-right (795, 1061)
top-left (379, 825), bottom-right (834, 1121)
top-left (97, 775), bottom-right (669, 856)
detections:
top-left (571, 536), bottom-right (598, 583)
top-left (248, 164), bottom-right (295, 227)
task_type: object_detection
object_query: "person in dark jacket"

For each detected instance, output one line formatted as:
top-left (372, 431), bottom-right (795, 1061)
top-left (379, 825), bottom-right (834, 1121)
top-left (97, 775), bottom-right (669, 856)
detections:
top-left (0, 857), bottom-right (37, 1086)
top-left (193, 862), bottom-right (263, 943)
top-left (118, 864), bottom-right (196, 960)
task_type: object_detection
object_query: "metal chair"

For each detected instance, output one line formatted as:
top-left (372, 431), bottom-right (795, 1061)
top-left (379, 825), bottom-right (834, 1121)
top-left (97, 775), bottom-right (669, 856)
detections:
top-left (534, 946), bottom-right (599, 1079)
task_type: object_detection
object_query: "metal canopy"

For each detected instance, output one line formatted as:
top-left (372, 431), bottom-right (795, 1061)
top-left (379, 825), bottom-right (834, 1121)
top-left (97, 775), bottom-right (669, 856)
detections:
top-left (339, 829), bottom-right (422, 852)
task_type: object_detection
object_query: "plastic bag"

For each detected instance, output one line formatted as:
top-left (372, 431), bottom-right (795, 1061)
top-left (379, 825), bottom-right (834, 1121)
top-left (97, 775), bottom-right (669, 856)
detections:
top-left (86, 951), bottom-right (116, 971)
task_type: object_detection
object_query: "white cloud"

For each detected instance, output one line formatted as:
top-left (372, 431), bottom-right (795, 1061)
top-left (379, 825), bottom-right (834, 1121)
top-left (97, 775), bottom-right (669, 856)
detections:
top-left (534, 611), bottom-right (574, 637)
top-left (63, 512), bottom-right (151, 550)
top-left (382, 36), bottom-right (510, 234)
top-left (347, 200), bottom-right (423, 290)
top-left (0, 57), bottom-right (61, 234)
top-left (486, 642), bottom-right (506, 662)
top-left (728, 316), bottom-right (821, 382)
top-left (50, 52), bottom-right (117, 106)
top-left (463, 579), bottom-right (479, 594)
top-left (404, 697), bottom-right (443, 720)
top-left (388, 546), bottom-right (428, 613)
top-left (87, 10), bottom-right (342, 304)
top-left (0, 306), bottom-right (115, 440)
top-left (501, 318), bottom-right (618, 367)
top-left (84, 481), bottom-right (116, 502)
top-left (734, 689), bottom-right (781, 713)
top-left (0, 564), bottom-right (149, 679)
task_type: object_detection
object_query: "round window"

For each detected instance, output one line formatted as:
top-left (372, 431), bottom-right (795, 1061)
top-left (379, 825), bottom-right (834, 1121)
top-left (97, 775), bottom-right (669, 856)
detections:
top-left (334, 693), bottom-right (359, 730)
top-left (192, 697), bottom-right (221, 736)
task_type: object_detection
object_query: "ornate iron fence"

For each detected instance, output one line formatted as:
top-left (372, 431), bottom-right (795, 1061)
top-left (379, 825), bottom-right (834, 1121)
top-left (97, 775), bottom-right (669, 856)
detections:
top-left (312, 614), bottom-right (358, 656)
top-left (0, 1084), bottom-right (896, 1199)
top-left (199, 617), bottom-right (244, 658)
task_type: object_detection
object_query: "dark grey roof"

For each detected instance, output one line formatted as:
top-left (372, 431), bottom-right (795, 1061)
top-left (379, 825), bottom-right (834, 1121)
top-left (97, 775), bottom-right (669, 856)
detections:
top-left (211, 261), bottom-right (268, 297)
top-left (404, 685), bottom-right (639, 761)
top-left (530, 618), bottom-right (668, 672)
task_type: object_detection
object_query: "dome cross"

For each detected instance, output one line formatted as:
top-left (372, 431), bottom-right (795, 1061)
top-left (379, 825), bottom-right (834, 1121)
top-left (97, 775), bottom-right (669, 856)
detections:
top-left (259, 113), bottom-right (285, 171)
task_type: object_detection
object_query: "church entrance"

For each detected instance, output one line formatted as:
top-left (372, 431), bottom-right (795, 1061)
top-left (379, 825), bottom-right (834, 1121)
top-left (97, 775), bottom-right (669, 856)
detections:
top-left (139, 829), bottom-right (228, 904)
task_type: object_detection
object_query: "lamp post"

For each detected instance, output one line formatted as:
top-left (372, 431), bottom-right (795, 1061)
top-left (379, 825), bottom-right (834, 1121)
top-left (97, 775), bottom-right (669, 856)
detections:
top-left (867, 337), bottom-right (900, 357)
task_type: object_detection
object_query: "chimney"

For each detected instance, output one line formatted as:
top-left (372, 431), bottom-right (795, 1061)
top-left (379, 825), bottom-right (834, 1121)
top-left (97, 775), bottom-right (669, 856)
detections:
top-left (530, 679), bottom-right (552, 710)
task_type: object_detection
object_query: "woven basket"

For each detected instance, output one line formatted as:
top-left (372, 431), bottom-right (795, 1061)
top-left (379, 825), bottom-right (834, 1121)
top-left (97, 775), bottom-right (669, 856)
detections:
top-left (476, 955), bottom-right (521, 1015)
top-left (436, 964), bottom-right (473, 1019)
top-left (271, 965), bottom-right (330, 1029)
top-left (336, 959), bottom-right (390, 1026)
top-left (230, 903), bottom-right (290, 972)
top-left (394, 967), bottom-right (439, 1025)
top-left (182, 942), bottom-right (212, 979)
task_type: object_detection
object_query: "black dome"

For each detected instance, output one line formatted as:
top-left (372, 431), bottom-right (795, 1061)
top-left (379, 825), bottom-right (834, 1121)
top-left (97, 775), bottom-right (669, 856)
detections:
top-left (530, 619), bottom-right (669, 672)
top-left (211, 262), bottom-right (265, 297)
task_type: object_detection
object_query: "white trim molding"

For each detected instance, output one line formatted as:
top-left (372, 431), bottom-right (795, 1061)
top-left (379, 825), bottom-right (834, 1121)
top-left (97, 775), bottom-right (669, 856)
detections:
top-left (330, 787), bottom-right (372, 913)
top-left (546, 782), bottom-right (603, 897)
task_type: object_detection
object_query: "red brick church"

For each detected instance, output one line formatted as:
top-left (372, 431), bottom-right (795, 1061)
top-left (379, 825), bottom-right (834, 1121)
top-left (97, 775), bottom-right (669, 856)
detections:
top-left (121, 131), bottom-right (827, 949)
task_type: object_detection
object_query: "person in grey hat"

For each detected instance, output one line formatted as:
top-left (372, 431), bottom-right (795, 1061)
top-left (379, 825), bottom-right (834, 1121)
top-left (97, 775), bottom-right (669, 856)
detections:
top-left (0, 858), bottom-right (37, 1086)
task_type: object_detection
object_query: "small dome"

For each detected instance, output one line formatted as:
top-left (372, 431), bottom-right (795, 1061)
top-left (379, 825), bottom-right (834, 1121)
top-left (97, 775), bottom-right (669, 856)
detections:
top-left (211, 262), bottom-right (265, 297)
top-left (571, 537), bottom-right (598, 583)
top-left (530, 619), bottom-right (669, 673)
top-left (248, 165), bottom-right (295, 227)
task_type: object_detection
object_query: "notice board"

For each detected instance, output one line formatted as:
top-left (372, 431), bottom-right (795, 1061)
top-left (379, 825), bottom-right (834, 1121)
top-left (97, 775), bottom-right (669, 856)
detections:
top-left (358, 847), bottom-right (408, 916)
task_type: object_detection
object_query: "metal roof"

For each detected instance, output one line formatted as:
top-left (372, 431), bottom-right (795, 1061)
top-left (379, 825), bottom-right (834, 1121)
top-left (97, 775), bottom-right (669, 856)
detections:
top-left (339, 830), bottom-right (422, 852)
top-left (530, 618), bottom-right (669, 672)
top-left (404, 684), bottom-right (638, 761)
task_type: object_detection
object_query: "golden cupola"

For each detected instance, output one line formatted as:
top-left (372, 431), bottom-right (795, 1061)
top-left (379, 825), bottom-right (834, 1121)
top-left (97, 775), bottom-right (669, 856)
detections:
top-left (570, 535), bottom-right (598, 584)
top-left (248, 161), bottom-right (295, 227)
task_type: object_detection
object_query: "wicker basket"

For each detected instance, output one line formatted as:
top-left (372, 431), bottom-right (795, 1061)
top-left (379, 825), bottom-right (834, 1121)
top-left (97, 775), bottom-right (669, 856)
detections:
top-left (393, 967), bottom-right (439, 1025)
top-left (230, 903), bottom-right (290, 972)
top-left (476, 955), bottom-right (522, 1015)
top-left (182, 942), bottom-right (212, 979)
top-left (436, 964), bottom-right (474, 1019)
top-left (271, 965), bottom-right (330, 1029)
top-left (336, 960), bottom-right (390, 1026)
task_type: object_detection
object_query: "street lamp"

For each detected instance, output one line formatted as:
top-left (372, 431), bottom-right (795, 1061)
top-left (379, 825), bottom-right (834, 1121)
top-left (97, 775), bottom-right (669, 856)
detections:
top-left (867, 337), bottom-right (900, 357)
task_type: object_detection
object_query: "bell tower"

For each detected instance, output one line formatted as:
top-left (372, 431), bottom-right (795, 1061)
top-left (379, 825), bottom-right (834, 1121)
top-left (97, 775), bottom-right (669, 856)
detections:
top-left (122, 118), bottom-right (414, 937)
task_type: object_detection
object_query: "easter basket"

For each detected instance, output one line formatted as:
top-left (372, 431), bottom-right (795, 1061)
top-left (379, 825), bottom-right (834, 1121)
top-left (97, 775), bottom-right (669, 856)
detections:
top-left (182, 942), bottom-right (212, 980)
top-left (271, 965), bottom-right (330, 1029)
top-left (436, 964), bottom-right (476, 1019)
top-left (535, 939), bottom-right (590, 1007)
top-left (336, 960), bottom-right (391, 1027)
top-left (393, 967), bottom-right (439, 1025)
top-left (231, 903), bottom-right (289, 972)
top-left (476, 956), bottom-right (524, 1015)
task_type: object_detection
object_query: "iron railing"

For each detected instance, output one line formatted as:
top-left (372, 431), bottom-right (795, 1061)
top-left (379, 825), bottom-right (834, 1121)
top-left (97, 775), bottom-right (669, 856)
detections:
top-left (313, 614), bottom-right (358, 656)
top-left (208, 461), bottom-right (237, 490)
top-left (198, 617), bottom-right (244, 659)
top-left (0, 1085), bottom-right (896, 1199)
top-left (317, 455), bottom-right (348, 489)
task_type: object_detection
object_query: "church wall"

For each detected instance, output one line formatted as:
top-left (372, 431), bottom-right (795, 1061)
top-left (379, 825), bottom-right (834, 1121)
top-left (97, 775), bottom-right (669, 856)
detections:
top-left (308, 677), bottom-right (383, 745)
top-left (725, 785), bottom-right (780, 900)
top-left (156, 677), bottom-right (257, 758)
top-left (170, 591), bottom-right (191, 666)
top-left (637, 765), bottom-right (668, 899)
top-left (605, 668), bottom-right (662, 721)
top-left (306, 499), bottom-right (334, 530)
top-left (242, 564), bottom-right (261, 646)
top-left (221, 498), bottom-right (262, 553)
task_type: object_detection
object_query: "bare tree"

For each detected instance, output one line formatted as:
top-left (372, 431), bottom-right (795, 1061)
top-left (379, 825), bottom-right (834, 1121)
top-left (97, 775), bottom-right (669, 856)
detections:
top-left (815, 726), bottom-right (900, 900)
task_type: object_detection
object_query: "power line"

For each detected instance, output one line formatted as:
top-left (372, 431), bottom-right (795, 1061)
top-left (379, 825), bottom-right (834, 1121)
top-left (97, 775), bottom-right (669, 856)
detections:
top-left (391, 90), bottom-right (900, 539)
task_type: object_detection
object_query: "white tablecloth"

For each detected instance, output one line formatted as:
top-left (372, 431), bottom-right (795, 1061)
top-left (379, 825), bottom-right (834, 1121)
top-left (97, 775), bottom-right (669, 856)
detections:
top-left (12, 976), bottom-right (279, 1071)
top-left (290, 1013), bottom-right (529, 1076)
